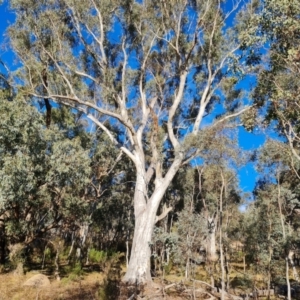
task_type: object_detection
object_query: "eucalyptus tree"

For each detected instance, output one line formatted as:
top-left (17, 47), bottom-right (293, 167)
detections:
top-left (9, 0), bottom-right (259, 283)
top-left (246, 178), bottom-right (300, 300)
top-left (195, 134), bottom-right (243, 295)
top-left (243, 193), bottom-right (281, 298)
top-left (254, 0), bottom-right (300, 165)
top-left (89, 142), bottom-right (135, 252)
top-left (252, 139), bottom-right (300, 299)
top-left (0, 97), bottom-right (92, 265)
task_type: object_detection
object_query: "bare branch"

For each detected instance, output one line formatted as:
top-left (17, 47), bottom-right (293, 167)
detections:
top-left (155, 204), bottom-right (173, 223)
top-left (212, 106), bottom-right (253, 127)
top-left (168, 71), bottom-right (188, 149)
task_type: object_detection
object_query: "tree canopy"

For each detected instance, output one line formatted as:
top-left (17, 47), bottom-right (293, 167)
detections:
top-left (1, 0), bottom-right (300, 297)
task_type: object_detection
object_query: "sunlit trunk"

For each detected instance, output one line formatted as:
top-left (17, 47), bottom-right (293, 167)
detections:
top-left (123, 169), bottom-right (152, 283)
top-left (123, 157), bottom-right (182, 284)
top-left (206, 214), bottom-right (218, 288)
top-left (207, 216), bottom-right (218, 262)
top-left (123, 207), bottom-right (155, 283)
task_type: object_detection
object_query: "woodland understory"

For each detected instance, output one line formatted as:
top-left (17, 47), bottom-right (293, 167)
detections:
top-left (0, 0), bottom-right (300, 299)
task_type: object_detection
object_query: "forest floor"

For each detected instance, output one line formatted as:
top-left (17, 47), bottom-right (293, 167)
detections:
top-left (0, 270), bottom-right (103, 300)
top-left (0, 270), bottom-right (191, 300)
top-left (0, 262), bottom-right (290, 299)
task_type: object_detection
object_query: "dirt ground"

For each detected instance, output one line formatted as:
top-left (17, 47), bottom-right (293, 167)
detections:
top-left (0, 270), bottom-right (221, 300)
top-left (0, 271), bottom-right (104, 300)
top-left (0, 265), bottom-right (281, 300)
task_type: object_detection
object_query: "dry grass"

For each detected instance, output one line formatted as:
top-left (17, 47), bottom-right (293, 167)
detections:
top-left (0, 263), bottom-right (294, 300)
top-left (0, 271), bottom-right (105, 300)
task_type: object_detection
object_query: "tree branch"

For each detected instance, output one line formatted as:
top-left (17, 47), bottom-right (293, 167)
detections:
top-left (212, 106), bottom-right (252, 127)
top-left (155, 204), bottom-right (173, 224)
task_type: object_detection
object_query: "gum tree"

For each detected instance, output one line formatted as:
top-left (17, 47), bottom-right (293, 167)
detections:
top-left (9, 0), bottom-right (259, 283)
top-left (254, 0), bottom-right (300, 165)
top-left (0, 97), bottom-right (91, 268)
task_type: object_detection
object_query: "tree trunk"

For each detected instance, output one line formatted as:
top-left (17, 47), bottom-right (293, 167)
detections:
top-left (122, 205), bottom-right (156, 284)
top-left (122, 156), bottom-right (182, 284)
top-left (286, 257), bottom-right (291, 300)
top-left (206, 214), bottom-right (218, 288)
top-left (288, 250), bottom-right (300, 282)
top-left (0, 221), bottom-right (5, 265)
top-left (277, 176), bottom-right (291, 300)
top-left (207, 215), bottom-right (218, 262)
top-left (219, 173), bottom-right (225, 300)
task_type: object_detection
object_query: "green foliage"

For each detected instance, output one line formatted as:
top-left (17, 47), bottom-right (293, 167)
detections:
top-left (163, 260), bottom-right (173, 276)
top-left (7, 0), bottom-right (300, 289)
top-left (253, 0), bottom-right (300, 163)
top-left (8, 0), bottom-right (260, 163)
top-left (0, 97), bottom-right (100, 270)
top-left (44, 247), bottom-right (52, 261)
top-left (89, 249), bottom-right (107, 264)
top-left (8, 243), bottom-right (25, 268)
top-left (231, 275), bottom-right (253, 289)
top-left (71, 263), bottom-right (83, 277)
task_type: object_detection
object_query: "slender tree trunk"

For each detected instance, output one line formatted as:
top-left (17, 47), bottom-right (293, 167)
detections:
top-left (207, 216), bottom-right (218, 262)
top-left (185, 257), bottom-right (189, 279)
top-left (220, 222), bottom-right (226, 300)
top-left (277, 174), bottom-right (291, 300)
top-left (266, 201), bottom-right (273, 300)
top-left (287, 222), bottom-right (300, 282)
top-left (207, 215), bottom-right (217, 288)
top-left (267, 249), bottom-right (272, 300)
top-left (219, 173), bottom-right (225, 300)
top-left (54, 247), bottom-right (60, 281)
top-left (224, 248), bottom-right (230, 291)
top-left (0, 221), bottom-right (5, 265)
top-left (67, 235), bottom-right (75, 264)
top-left (42, 243), bottom-right (48, 269)
top-left (288, 250), bottom-right (300, 282)
top-left (126, 239), bottom-right (129, 268)
top-left (286, 257), bottom-right (291, 300)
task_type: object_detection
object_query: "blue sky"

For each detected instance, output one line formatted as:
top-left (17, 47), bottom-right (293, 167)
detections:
top-left (238, 127), bottom-right (265, 192)
top-left (0, 1), bottom-right (14, 66)
top-left (0, 1), bottom-right (266, 195)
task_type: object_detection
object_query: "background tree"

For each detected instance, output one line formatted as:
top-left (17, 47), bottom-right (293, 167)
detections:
top-left (0, 97), bottom-right (91, 270)
top-left (244, 139), bottom-right (300, 299)
top-left (254, 0), bottom-right (300, 166)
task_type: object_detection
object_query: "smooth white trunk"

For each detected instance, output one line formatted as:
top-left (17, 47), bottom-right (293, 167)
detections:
top-left (123, 157), bottom-right (182, 284)
top-left (207, 216), bottom-right (218, 262)
top-left (206, 215), bottom-right (217, 288)
top-left (123, 207), bottom-right (155, 283)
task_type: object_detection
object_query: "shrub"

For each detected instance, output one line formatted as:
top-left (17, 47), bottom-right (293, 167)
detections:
top-left (89, 249), bottom-right (107, 264)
